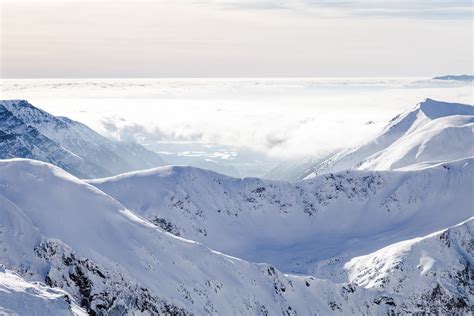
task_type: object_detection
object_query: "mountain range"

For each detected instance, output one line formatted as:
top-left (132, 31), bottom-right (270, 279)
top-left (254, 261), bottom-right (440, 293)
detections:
top-left (0, 98), bottom-right (472, 315)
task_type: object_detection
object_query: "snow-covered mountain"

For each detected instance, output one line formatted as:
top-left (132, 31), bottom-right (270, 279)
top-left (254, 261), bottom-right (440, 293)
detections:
top-left (1, 97), bottom-right (473, 314)
top-left (344, 218), bottom-right (473, 313)
top-left (1, 158), bottom-right (472, 315)
top-left (0, 103), bottom-right (108, 178)
top-left (266, 98), bottom-right (474, 180)
top-left (0, 100), bottom-right (165, 178)
top-left (89, 158), bottom-right (474, 276)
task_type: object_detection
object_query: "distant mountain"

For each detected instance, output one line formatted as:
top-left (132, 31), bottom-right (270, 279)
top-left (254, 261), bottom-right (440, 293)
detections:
top-left (0, 103), bottom-right (108, 178)
top-left (1, 158), bottom-right (472, 315)
top-left (267, 98), bottom-right (474, 180)
top-left (433, 74), bottom-right (474, 81)
top-left (0, 100), bottom-right (165, 178)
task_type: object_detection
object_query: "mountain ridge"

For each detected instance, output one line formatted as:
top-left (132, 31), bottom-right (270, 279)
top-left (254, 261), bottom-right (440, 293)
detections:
top-left (89, 157), bottom-right (474, 278)
top-left (1, 158), bottom-right (472, 315)
top-left (266, 98), bottom-right (474, 180)
top-left (0, 99), bottom-right (165, 178)
top-left (0, 97), bottom-right (473, 314)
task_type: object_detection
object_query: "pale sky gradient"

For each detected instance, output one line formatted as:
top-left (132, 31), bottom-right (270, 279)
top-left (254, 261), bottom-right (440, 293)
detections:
top-left (1, 0), bottom-right (473, 77)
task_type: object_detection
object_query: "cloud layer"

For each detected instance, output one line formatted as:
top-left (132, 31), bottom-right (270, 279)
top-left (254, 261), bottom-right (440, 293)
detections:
top-left (2, 78), bottom-right (472, 159)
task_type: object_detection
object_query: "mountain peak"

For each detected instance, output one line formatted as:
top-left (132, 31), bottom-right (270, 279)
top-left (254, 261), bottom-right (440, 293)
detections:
top-left (416, 98), bottom-right (474, 120)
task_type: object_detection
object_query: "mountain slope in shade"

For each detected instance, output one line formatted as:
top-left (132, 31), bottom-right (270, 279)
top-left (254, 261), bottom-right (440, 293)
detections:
top-left (89, 158), bottom-right (473, 277)
top-left (1, 158), bottom-right (472, 315)
top-left (267, 99), bottom-right (474, 180)
top-left (0, 99), bottom-right (165, 178)
top-left (0, 104), bottom-right (108, 178)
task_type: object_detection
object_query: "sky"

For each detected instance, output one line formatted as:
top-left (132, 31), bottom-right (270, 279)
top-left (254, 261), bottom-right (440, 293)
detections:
top-left (1, 0), bottom-right (473, 78)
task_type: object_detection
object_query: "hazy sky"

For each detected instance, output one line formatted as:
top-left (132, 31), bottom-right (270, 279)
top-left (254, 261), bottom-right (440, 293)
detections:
top-left (1, 0), bottom-right (473, 77)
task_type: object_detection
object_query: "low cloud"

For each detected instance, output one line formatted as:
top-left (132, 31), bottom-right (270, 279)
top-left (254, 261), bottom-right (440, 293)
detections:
top-left (3, 78), bottom-right (473, 160)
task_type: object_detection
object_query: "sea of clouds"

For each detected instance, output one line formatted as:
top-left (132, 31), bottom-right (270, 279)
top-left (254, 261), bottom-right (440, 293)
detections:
top-left (1, 78), bottom-right (472, 160)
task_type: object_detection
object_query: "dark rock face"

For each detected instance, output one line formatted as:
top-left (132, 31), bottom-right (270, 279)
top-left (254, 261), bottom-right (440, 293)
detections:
top-left (152, 217), bottom-right (182, 236)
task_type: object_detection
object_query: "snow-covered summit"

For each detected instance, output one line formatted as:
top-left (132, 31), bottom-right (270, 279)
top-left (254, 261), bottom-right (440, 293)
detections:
top-left (274, 98), bottom-right (474, 179)
top-left (416, 98), bottom-right (474, 118)
top-left (383, 98), bottom-right (474, 135)
top-left (357, 99), bottom-right (473, 170)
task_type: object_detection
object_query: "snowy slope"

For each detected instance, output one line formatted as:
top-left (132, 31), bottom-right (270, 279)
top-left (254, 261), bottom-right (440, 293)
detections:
top-left (0, 159), bottom-right (359, 315)
top-left (0, 100), bottom-right (165, 178)
top-left (1, 159), bottom-right (472, 314)
top-left (344, 218), bottom-right (474, 314)
top-left (0, 267), bottom-right (86, 316)
top-left (1, 96), bottom-right (473, 314)
top-left (359, 114), bottom-right (473, 170)
top-left (89, 158), bottom-right (474, 277)
top-left (269, 99), bottom-right (474, 180)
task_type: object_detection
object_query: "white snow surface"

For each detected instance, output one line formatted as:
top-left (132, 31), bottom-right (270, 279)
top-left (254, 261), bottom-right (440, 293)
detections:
top-left (0, 159), bottom-right (374, 315)
top-left (344, 217), bottom-right (473, 292)
top-left (358, 99), bottom-right (474, 170)
top-left (1, 158), bottom-right (473, 314)
top-left (0, 97), bottom-right (473, 314)
top-left (89, 158), bottom-right (474, 277)
top-left (272, 98), bottom-right (474, 180)
top-left (0, 267), bottom-right (86, 316)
